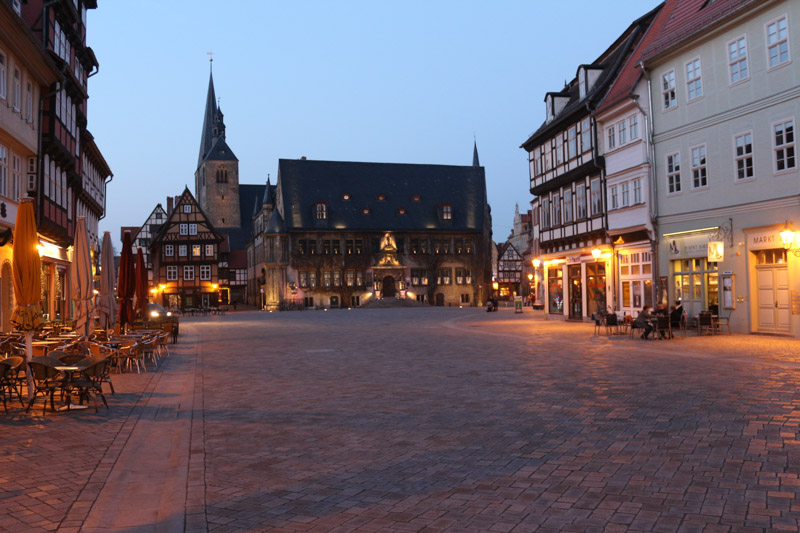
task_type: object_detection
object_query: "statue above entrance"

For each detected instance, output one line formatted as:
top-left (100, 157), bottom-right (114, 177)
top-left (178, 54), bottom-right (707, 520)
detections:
top-left (381, 232), bottom-right (397, 252)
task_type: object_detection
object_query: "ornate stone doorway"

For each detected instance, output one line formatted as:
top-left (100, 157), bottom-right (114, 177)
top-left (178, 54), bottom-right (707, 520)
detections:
top-left (381, 276), bottom-right (396, 298)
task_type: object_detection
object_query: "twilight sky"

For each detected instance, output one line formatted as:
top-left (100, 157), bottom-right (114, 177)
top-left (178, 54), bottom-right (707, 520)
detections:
top-left (89, 1), bottom-right (662, 249)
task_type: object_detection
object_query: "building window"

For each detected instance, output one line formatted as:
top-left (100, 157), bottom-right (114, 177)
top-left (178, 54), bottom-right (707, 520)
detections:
top-left (356, 271), bottom-right (364, 287)
top-left (461, 294), bottom-right (470, 304)
top-left (180, 224), bottom-right (188, 235)
top-left (165, 245), bottom-right (174, 257)
top-left (621, 182), bottom-right (630, 207)
top-left (590, 179), bottom-right (602, 216)
top-left (398, 207), bottom-right (406, 215)
top-left (189, 223), bottom-right (197, 235)
top-left (540, 197), bottom-right (550, 228)
top-left (567, 126), bottom-right (577, 159)
top-left (333, 271), bottom-right (341, 287)
top-left (580, 118), bottom-right (591, 152)
top-left (619, 251), bottom-right (653, 311)
top-left (437, 268), bottom-right (451, 285)
top-left (442, 204), bottom-right (452, 220)
top-left (691, 145), bottom-right (707, 188)
top-left (309, 271), bottom-right (317, 288)
top-left (767, 16), bottom-right (790, 69)
top-left (183, 266), bottom-right (195, 281)
top-left (299, 271), bottom-right (308, 288)
top-left (662, 70), bottom-right (676, 109)
top-left (298, 239), bottom-right (317, 255)
top-left (192, 245), bottom-right (201, 257)
top-left (607, 127), bottom-right (616, 150)
top-left (456, 268), bottom-right (472, 284)
top-left (667, 153), bottom-right (681, 194)
top-left (411, 269), bottom-right (428, 286)
top-left (617, 120), bottom-right (626, 145)
top-left (179, 245), bottom-right (187, 257)
top-left (0, 51), bottom-right (6, 100)
top-left (323, 271), bottom-right (331, 287)
top-left (362, 207), bottom-right (371, 215)
top-left (672, 258), bottom-right (719, 311)
top-left (563, 189), bottom-right (573, 223)
top-left (304, 297), bottom-right (314, 308)
top-left (25, 82), bottom-right (32, 122)
top-left (12, 68), bottom-right (20, 111)
top-left (633, 178), bottom-right (642, 204)
top-left (774, 119), bottom-right (795, 172)
top-left (200, 265), bottom-right (211, 280)
top-left (551, 193), bottom-right (561, 226)
top-left (728, 36), bottom-right (748, 83)
top-left (167, 266), bottom-right (178, 281)
top-left (548, 266), bottom-right (563, 314)
top-left (629, 115), bottom-right (639, 140)
top-left (377, 193), bottom-right (386, 201)
top-left (183, 204), bottom-right (191, 213)
top-left (0, 145), bottom-right (6, 198)
top-left (686, 58), bottom-right (702, 101)
top-left (735, 132), bottom-right (754, 180)
top-left (575, 184), bottom-right (586, 220)
top-left (610, 185), bottom-right (619, 210)
top-left (351, 296), bottom-right (360, 307)
top-left (316, 203), bottom-right (327, 220)
top-left (205, 244), bottom-right (214, 256)
top-left (346, 270), bottom-right (354, 287)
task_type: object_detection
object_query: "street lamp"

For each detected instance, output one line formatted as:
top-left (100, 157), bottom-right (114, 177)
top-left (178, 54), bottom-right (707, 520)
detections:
top-left (591, 248), bottom-right (602, 261)
top-left (780, 223), bottom-right (800, 256)
top-left (532, 258), bottom-right (541, 269)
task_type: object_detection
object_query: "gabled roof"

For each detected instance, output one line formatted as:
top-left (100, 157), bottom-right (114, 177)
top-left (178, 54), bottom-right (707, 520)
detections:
top-left (595, 1), bottom-right (672, 115)
top-left (277, 159), bottom-right (487, 233)
top-left (520, 4), bottom-right (662, 150)
top-left (149, 187), bottom-right (224, 247)
top-left (132, 203), bottom-right (168, 243)
top-left (641, 0), bottom-right (762, 63)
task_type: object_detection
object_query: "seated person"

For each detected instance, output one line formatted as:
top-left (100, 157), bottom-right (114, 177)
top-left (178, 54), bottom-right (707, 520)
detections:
top-left (654, 303), bottom-right (669, 316)
top-left (634, 306), bottom-right (654, 339)
top-left (669, 303), bottom-right (684, 328)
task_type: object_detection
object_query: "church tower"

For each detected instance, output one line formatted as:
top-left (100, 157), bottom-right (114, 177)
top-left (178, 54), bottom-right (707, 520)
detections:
top-left (195, 62), bottom-right (241, 229)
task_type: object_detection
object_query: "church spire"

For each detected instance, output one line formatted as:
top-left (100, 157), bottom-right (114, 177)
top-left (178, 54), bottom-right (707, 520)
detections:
top-left (197, 67), bottom-right (217, 169)
top-left (472, 137), bottom-right (480, 167)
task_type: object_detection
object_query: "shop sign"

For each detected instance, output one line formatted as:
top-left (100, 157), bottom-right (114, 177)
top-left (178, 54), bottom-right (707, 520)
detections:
top-left (708, 241), bottom-right (724, 262)
top-left (666, 233), bottom-right (710, 259)
top-left (567, 255), bottom-right (582, 264)
top-left (747, 228), bottom-right (783, 251)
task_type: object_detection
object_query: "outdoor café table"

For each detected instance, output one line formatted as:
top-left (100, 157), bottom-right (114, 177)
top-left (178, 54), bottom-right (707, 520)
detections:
top-left (53, 366), bottom-right (88, 411)
top-left (31, 340), bottom-right (63, 356)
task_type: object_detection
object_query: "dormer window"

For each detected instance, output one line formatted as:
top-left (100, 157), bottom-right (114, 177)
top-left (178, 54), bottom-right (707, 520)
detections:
top-left (377, 193), bottom-right (386, 201)
top-left (183, 204), bottom-right (192, 213)
top-left (441, 204), bottom-right (453, 220)
top-left (362, 207), bottom-right (371, 215)
top-left (398, 207), bottom-right (407, 215)
top-left (546, 96), bottom-right (553, 121)
top-left (412, 194), bottom-right (421, 202)
top-left (578, 68), bottom-right (586, 99)
top-left (342, 193), bottom-right (351, 200)
top-left (315, 203), bottom-right (328, 220)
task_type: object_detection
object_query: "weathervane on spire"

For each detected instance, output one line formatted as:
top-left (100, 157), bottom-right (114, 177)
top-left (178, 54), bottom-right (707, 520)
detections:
top-left (206, 51), bottom-right (213, 72)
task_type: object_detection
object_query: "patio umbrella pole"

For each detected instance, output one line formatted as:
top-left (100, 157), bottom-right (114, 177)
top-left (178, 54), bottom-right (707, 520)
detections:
top-left (25, 331), bottom-right (33, 400)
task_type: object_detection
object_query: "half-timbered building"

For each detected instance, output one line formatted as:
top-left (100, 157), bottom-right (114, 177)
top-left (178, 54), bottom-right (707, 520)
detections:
top-left (150, 188), bottom-right (224, 310)
top-left (496, 242), bottom-right (523, 300)
top-left (522, 7), bottom-right (659, 321)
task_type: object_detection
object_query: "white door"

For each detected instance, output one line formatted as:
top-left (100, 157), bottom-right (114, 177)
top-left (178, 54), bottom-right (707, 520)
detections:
top-left (756, 266), bottom-right (790, 333)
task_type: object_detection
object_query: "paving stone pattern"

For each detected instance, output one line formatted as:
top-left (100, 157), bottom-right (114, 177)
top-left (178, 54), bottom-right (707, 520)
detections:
top-left (2, 308), bottom-right (800, 532)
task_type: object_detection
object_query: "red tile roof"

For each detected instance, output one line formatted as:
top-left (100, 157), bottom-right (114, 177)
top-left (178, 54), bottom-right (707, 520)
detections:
top-left (641, 0), bottom-right (760, 63)
top-left (595, 0), bottom-right (676, 115)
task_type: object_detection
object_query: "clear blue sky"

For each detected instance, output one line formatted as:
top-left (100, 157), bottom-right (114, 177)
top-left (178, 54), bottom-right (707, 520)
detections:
top-left (90, 1), bottom-right (662, 249)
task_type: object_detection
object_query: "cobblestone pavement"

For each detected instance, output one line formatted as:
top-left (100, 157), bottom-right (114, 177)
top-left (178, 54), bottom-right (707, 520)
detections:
top-left (3, 308), bottom-right (800, 532)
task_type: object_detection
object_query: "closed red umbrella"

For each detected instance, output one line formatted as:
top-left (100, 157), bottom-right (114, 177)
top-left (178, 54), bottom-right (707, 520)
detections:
top-left (134, 247), bottom-right (148, 321)
top-left (117, 232), bottom-right (135, 331)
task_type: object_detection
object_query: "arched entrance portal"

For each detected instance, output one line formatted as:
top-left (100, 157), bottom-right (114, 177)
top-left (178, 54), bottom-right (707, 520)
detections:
top-left (381, 276), bottom-right (396, 298)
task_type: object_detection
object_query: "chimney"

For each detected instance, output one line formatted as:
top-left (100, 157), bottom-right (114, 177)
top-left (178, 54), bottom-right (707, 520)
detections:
top-left (167, 196), bottom-right (174, 214)
top-left (301, 156), bottom-right (307, 160)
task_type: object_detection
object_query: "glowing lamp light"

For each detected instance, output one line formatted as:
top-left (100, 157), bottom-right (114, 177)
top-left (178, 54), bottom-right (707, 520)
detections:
top-left (150, 311), bottom-right (160, 318)
top-left (527, 273), bottom-right (533, 281)
top-left (492, 281), bottom-right (499, 291)
top-left (159, 284), bottom-right (166, 290)
top-left (212, 284), bottom-right (218, 290)
top-left (150, 288), bottom-right (157, 294)
top-left (591, 248), bottom-right (602, 261)
top-left (532, 258), bottom-right (541, 269)
top-left (780, 224), bottom-right (795, 249)
top-left (93, 289), bottom-right (99, 295)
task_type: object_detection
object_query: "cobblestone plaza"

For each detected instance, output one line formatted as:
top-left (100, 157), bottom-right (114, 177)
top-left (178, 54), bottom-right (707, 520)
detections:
top-left (3, 308), bottom-right (800, 532)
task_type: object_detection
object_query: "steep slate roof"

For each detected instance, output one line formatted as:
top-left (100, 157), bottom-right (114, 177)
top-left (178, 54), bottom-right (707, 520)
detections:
top-left (277, 159), bottom-right (487, 233)
top-left (641, 0), bottom-right (762, 62)
top-left (520, 5), bottom-right (662, 150)
top-left (595, 1), bottom-right (672, 115)
top-left (472, 141), bottom-right (480, 167)
top-left (218, 183), bottom-right (266, 251)
top-left (205, 136), bottom-right (238, 162)
top-left (197, 71), bottom-right (217, 169)
top-left (264, 208), bottom-right (286, 234)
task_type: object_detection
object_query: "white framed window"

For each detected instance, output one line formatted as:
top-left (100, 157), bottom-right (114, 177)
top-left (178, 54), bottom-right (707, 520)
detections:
top-left (734, 132), bottom-right (754, 180)
top-left (183, 266), bottom-right (195, 281)
top-left (662, 70), bottom-right (676, 109)
top-left (442, 204), bottom-right (452, 220)
top-left (12, 68), bottom-right (20, 111)
top-left (610, 185), bottom-right (619, 210)
top-left (183, 204), bottom-right (191, 213)
top-left (179, 223), bottom-right (188, 235)
top-left (580, 118), bottom-right (591, 152)
top-left (192, 245), bottom-right (201, 257)
top-left (766, 16), bottom-right (790, 69)
top-left (590, 178), bottom-right (602, 216)
top-left (607, 127), bottom-right (616, 150)
top-left (563, 188), bottom-right (573, 223)
top-left (691, 144), bottom-right (707, 188)
top-left (0, 145), bottom-right (7, 198)
top-left (567, 126), bottom-right (577, 160)
top-left (178, 245), bottom-right (187, 257)
top-left (686, 58), bottom-right (702, 101)
top-left (621, 182), bottom-right (630, 207)
top-left (315, 203), bottom-right (327, 220)
top-left (205, 244), bottom-right (214, 256)
top-left (633, 178), bottom-right (642, 204)
top-left (166, 266), bottom-right (178, 281)
top-left (728, 35), bottom-right (748, 84)
top-left (200, 265), bottom-right (211, 280)
top-left (11, 154), bottom-right (20, 199)
top-left (25, 82), bottom-right (32, 122)
top-left (575, 183), bottom-right (586, 219)
top-left (550, 192), bottom-right (561, 226)
top-left (629, 115), bottom-right (639, 140)
top-left (0, 50), bottom-right (6, 100)
top-left (189, 223), bottom-right (197, 235)
top-left (541, 197), bottom-right (550, 228)
top-left (618, 121), bottom-right (626, 145)
top-left (773, 118), bottom-right (796, 173)
top-left (165, 245), bottom-right (174, 257)
top-left (667, 153), bottom-right (681, 194)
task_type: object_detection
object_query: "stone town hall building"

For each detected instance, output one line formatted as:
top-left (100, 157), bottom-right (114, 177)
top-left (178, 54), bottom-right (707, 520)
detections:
top-left (192, 68), bottom-right (493, 310)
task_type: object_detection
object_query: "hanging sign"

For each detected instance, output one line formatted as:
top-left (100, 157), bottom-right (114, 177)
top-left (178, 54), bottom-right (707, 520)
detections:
top-left (707, 241), bottom-right (724, 262)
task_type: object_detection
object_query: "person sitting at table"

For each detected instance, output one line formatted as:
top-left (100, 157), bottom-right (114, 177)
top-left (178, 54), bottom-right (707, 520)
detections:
top-left (634, 306), bottom-right (654, 340)
top-left (670, 302), bottom-right (685, 329)
top-left (655, 303), bottom-right (669, 316)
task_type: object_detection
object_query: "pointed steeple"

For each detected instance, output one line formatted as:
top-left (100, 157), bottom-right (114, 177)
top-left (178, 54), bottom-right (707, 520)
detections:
top-left (472, 138), bottom-right (480, 167)
top-left (197, 68), bottom-right (217, 169)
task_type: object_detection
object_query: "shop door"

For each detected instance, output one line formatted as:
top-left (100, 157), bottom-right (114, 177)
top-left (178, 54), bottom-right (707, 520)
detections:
top-left (757, 265), bottom-right (790, 333)
top-left (568, 265), bottom-right (582, 320)
top-left (202, 294), bottom-right (210, 308)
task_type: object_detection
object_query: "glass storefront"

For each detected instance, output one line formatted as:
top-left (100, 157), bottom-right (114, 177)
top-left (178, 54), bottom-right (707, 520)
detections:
top-left (548, 266), bottom-right (563, 314)
top-left (586, 262), bottom-right (607, 315)
top-left (672, 258), bottom-right (718, 315)
top-left (619, 250), bottom-right (652, 314)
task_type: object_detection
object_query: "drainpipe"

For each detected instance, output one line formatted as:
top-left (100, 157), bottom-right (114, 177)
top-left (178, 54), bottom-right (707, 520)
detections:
top-left (637, 60), bottom-right (660, 306)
